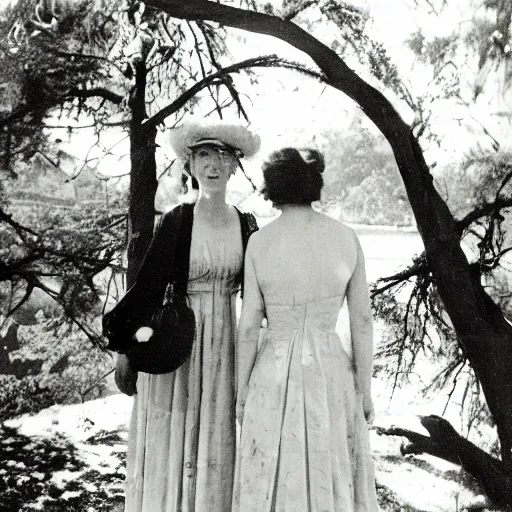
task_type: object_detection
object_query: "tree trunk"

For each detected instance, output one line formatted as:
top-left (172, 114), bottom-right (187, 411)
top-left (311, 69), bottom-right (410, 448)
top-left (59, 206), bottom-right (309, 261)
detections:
top-left (145, 0), bottom-right (512, 501)
top-left (127, 61), bottom-right (158, 289)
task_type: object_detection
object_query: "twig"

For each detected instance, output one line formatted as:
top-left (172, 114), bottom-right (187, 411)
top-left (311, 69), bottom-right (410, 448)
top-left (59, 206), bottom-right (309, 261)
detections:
top-left (0, 207), bottom-right (39, 239)
top-left (442, 359), bottom-right (467, 415)
top-left (146, 55), bottom-right (324, 127)
top-left (80, 367), bottom-right (115, 402)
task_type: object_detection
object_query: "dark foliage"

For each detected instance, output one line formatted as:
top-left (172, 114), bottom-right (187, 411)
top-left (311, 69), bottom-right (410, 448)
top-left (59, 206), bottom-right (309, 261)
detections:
top-left (0, 423), bottom-right (126, 511)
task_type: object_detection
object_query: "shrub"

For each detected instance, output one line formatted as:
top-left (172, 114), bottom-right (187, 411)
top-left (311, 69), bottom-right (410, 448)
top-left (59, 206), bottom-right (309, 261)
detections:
top-left (0, 375), bottom-right (57, 422)
top-left (1, 312), bottom-right (114, 421)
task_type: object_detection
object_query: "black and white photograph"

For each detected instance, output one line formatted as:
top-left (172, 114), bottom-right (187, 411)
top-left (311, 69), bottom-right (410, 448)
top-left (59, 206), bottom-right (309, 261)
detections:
top-left (1, 0), bottom-right (512, 511)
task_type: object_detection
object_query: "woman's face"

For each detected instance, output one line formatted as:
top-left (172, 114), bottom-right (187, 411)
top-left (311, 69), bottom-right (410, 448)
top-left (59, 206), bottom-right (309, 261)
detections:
top-left (190, 146), bottom-right (237, 192)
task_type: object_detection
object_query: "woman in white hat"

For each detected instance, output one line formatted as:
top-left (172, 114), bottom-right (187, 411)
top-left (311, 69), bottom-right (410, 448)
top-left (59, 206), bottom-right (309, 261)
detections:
top-left (119, 120), bottom-right (261, 512)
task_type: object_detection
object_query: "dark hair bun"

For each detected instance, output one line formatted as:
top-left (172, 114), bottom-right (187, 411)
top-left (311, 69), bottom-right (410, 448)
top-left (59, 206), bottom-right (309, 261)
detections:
top-left (261, 147), bottom-right (325, 207)
top-left (300, 149), bottom-right (325, 174)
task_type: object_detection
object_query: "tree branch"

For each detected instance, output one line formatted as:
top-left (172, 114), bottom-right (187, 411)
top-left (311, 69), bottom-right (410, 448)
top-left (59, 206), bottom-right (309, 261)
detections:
top-left (378, 415), bottom-right (512, 507)
top-left (457, 197), bottom-right (512, 234)
top-left (376, 425), bottom-right (459, 460)
top-left (145, 0), bottom-right (411, 141)
top-left (456, 93), bottom-right (501, 151)
top-left (283, 0), bottom-right (319, 20)
top-left (0, 206), bottom-right (39, 239)
top-left (145, 55), bottom-right (320, 127)
top-left (68, 87), bottom-right (123, 105)
top-left (1, 86), bottom-right (122, 131)
top-left (7, 282), bottom-right (34, 317)
top-left (195, 21), bottom-right (250, 121)
top-left (0, 102), bottom-right (53, 130)
top-left (372, 253), bottom-right (429, 296)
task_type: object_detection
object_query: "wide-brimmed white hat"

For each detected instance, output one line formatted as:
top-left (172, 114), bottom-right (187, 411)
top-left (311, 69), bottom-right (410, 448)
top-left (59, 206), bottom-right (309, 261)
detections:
top-left (169, 120), bottom-right (261, 160)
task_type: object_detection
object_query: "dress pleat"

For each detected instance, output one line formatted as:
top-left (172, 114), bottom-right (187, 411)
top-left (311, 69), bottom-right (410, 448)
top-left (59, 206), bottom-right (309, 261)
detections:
top-left (233, 297), bottom-right (378, 512)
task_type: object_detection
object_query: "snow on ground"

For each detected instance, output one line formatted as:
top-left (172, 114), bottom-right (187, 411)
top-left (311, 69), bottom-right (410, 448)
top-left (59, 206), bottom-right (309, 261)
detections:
top-left (6, 394), bottom-right (132, 442)
top-left (3, 389), bottom-right (488, 511)
top-left (2, 396), bottom-right (131, 511)
top-left (5, 394), bottom-right (132, 486)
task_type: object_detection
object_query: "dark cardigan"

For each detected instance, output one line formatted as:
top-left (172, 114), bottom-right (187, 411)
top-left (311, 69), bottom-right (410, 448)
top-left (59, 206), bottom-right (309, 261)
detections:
top-left (103, 202), bottom-right (258, 352)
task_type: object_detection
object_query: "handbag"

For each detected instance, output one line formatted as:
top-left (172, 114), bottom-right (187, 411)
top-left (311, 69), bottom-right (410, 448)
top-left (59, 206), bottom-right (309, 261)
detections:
top-left (126, 285), bottom-right (196, 374)
top-left (102, 204), bottom-right (196, 374)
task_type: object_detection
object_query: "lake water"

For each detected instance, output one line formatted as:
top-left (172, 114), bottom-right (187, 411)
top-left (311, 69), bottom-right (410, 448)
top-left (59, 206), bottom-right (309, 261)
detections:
top-left (352, 224), bottom-right (424, 283)
top-left (257, 212), bottom-right (425, 283)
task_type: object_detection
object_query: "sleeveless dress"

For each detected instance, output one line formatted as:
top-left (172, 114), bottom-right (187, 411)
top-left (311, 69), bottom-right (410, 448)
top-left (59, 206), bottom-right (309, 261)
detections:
top-left (233, 223), bottom-right (378, 512)
top-left (124, 219), bottom-right (243, 512)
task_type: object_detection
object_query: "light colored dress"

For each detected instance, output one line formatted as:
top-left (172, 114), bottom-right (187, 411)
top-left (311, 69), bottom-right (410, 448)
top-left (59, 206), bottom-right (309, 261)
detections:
top-left (124, 219), bottom-right (242, 512)
top-left (233, 213), bottom-right (378, 512)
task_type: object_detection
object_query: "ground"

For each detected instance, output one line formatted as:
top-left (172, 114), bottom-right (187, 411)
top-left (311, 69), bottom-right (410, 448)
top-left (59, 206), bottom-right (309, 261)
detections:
top-left (0, 393), bottom-right (493, 512)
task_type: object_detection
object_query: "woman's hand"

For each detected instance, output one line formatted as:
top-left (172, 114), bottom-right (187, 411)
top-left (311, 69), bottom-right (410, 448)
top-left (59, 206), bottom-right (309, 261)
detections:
top-left (362, 393), bottom-right (374, 424)
top-left (115, 354), bottom-right (138, 396)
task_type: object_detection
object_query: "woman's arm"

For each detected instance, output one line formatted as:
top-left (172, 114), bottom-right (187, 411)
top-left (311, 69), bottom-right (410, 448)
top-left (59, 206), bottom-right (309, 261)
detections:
top-left (346, 233), bottom-right (374, 419)
top-left (236, 237), bottom-right (265, 424)
top-left (108, 208), bottom-right (180, 395)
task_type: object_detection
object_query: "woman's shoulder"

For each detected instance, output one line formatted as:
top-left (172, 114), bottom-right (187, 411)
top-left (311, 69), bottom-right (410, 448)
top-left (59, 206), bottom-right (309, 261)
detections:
top-left (161, 202), bottom-right (194, 219)
top-left (246, 223), bottom-right (266, 244)
top-left (155, 203), bottom-right (194, 234)
top-left (244, 219), bottom-right (276, 251)
top-left (314, 212), bottom-right (358, 242)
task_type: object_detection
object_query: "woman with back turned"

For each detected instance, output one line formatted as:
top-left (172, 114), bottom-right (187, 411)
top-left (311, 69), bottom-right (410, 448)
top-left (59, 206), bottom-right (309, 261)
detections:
top-left (233, 147), bottom-right (378, 511)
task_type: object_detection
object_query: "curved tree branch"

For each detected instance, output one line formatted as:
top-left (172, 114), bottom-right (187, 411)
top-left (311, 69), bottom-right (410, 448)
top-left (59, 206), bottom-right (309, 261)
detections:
top-left (378, 415), bottom-right (512, 507)
top-left (69, 87), bottom-right (123, 105)
top-left (145, 55), bottom-right (323, 127)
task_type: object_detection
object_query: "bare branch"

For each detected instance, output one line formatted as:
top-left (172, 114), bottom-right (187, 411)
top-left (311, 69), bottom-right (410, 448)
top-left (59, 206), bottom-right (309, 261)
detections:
top-left (195, 21), bottom-right (250, 121)
top-left (7, 282), bottom-right (34, 317)
top-left (145, 55), bottom-right (321, 127)
top-left (187, 21), bottom-right (221, 117)
top-left (80, 367), bottom-right (115, 402)
top-left (69, 87), bottom-right (123, 105)
top-left (456, 93), bottom-right (501, 151)
top-left (101, 214), bottom-right (128, 232)
top-left (372, 254), bottom-right (429, 297)
top-left (441, 358), bottom-right (467, 415)
top-left (456, 197), bottom-right (512, 234)
top-left (42, 120), bottom-right (130, 129)
top-left (391, 287), bottom-right (416, 395)
top-left (408, 0), bottom-right (444, 16)
top-left (283, 0), bottom-right (319, 20)
top-left (0, 206), bottom-right (39, 239)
